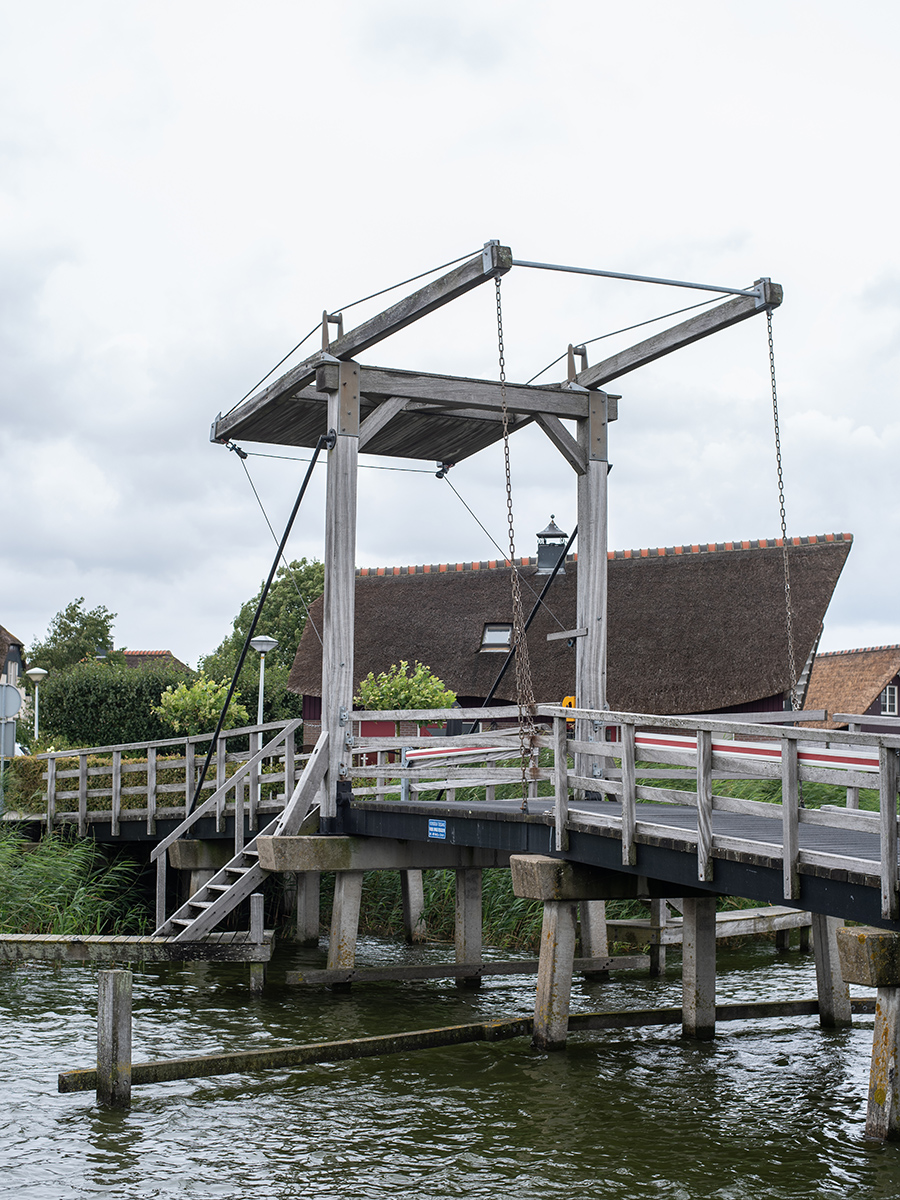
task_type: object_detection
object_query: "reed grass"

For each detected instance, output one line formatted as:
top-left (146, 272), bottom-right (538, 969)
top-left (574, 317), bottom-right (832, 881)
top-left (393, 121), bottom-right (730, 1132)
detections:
top-left (0, 826), bottom-right (151, 935)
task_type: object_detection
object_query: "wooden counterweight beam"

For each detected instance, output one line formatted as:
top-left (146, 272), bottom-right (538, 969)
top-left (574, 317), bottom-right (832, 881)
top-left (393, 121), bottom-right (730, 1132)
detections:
top-left (576, 282), bottom-right (783, 391)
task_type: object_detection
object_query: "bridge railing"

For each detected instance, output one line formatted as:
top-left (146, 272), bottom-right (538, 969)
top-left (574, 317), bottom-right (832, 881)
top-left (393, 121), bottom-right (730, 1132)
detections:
top-left (539, 705), bottom-right (900, 919)
top-left (29, 720), bottom-right (307, 837)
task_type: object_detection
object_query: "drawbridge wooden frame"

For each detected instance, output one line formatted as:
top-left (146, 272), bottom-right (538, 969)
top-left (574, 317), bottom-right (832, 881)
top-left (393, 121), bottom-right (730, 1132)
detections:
top-left (213, 241), bottom-right (782, 818)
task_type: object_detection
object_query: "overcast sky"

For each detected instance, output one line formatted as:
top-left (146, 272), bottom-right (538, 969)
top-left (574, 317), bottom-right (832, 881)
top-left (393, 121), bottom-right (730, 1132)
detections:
top-left (3, 1), bottom-right (898, 668)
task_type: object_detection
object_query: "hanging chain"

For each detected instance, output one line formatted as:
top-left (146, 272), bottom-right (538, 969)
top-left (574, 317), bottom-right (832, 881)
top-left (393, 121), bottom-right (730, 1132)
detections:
top-left (768, 309), bottom-right (800, 712)
top-left (496, 277), bottom-right (538, 811)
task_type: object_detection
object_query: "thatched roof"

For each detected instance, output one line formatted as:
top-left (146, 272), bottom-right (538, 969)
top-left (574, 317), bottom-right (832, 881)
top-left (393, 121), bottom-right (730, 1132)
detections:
top-left (289, 533), bottom-right (852, 715)
top-left (804, 644), bottom-right (900, 728)
top-left (121, 649), bottom-right (190, 672)
top-left (0, 625), bottom-right (23, 667)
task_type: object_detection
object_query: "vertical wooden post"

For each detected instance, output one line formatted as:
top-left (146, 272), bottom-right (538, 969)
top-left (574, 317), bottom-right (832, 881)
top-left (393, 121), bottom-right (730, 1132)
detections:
top-left (249, 892), bottom-right (266, 993)
top-left (234, 773), bottom-right (245, 856)
top-left (811, 912), bottom-right (852, 1026)
top-left (868, 991), bottom-right (900, 1139)
top-left (696, 729), bottom-right (713, 881)
top-left (454, 868), bottom-right (483, 988)
top-left (46, 755), bottom-right (56, 831)
top-left (533, 900), bottom-right (578, 1051)
top-left (97, 969), bottom-right (132, 1109)
top-left (620, 722), bottom-right (636, 866)
top-left (782, 737), bottom-right (800, 900)
top-left (185, 738), bottom-right (195, 813)
top-left (553, 714), bottom-right (569, 851)
top-left (574, 392), bottom-right (609, 785)
top-left (321, 362), bottom-right (360, 821)
top-left (284, 725), bottom-right (296, 808)
top-left (111, 749), bottom-right (122, 838)
top-left (682, 897), bottom-right (716, 1039)
top-left (146, 746), bottom-right (157, 835)
top-left (579, 900), bottom-right (609, 981)
top-left (327, 870), bottom-right (363, 981)
top-left (155, 854), bottom-right (167, 928)
top-left (78, 754), bottom-right (87, 838)
top-left (847, 721), bottom-right (861, 809)
top-left (881, 747), bottom-right (899, 920)
top-left (215, 736), bottom-right (227, 832)
top-left (401, 869), bottom-right (427, 943)
top-left (248, 730), bottom-right (260, 833)
top-left (649, 897), bottom-right (668, 977)
top-left (295, 872), bottom-right (321, 945)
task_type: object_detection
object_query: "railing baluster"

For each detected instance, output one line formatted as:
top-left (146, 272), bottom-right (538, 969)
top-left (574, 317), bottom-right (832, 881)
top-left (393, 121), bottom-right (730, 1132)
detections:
top-left (111, 749), bottom-right (122, 838)
top-left (216, 735), bottom-right (226, 833)
top-left (553, 714), bottom-right (569, 851)
top-left (234, 772), bottom-right (245, 855)
top-left (78, 754), bottom-right (87, 838)
top-left (781, 738), bottom-right (800, 900)
top-left (248, 730), bottom-right (260, 832)
top-left (184, 738), bottom-right (195, 814)
top-left (880, 746), bottom-right (899, 920)
top-left (156, 853), bottom-right (166, 928)
top-left (847, 721), bottom-right (861, 809)
top-left (696, 728), bottom-right (713, 881)
top-left (284, 725), bottom-right (296, 806)
top-left (46, 756), bottom-right (56, 831)
top-left (146, 747), bottom-right (157, 835)
top-left (621, 722), bottom-right (636, 865)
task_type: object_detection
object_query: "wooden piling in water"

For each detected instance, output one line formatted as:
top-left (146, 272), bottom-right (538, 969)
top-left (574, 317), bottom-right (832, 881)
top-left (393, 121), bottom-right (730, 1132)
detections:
top-left (97, 969), bottom-right (131, 1109)
top-left (533, 900), bottom-right (578, 1051)
top-left (681, 897), bottom-right (716, 1039)
top-left (328, 871), bottom-right (363, 987)
top-left (454, 868), bottom-right (483, 988)
top-left (812, 913), bottom-right (852, 1027)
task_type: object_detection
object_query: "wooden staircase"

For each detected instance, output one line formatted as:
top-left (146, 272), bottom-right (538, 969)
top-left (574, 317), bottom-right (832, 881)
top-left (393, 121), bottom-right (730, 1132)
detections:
top-left (153, 731), bottom-right (329, 942)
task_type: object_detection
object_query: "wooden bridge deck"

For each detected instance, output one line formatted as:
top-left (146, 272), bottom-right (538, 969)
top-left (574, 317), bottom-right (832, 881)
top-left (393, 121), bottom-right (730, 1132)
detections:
top-left (0, 931), bottom-right (274, 963)
top-left (346, 795), bottom-right (896, 931)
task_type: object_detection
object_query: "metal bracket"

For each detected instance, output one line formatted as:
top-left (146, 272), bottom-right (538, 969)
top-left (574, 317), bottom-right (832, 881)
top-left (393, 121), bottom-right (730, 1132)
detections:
top-left (323, 429), bottom-right (337, 450)
top-left (337, 362), bottom-right (360, 436)
top-left (587, 391), bottom-right (609, 461)
top-left (483, 239), bottom-right (500, 273)
top-left (754, 277), bottom-right (772, 310)
top-left (344, 729), bottom-right (355, 751)
top-left (321, 310), bottom-right (344, 350)
top-left (339, 705), bottom-right (350, 726)
top-left (567, 344), bottom-right (589, 380)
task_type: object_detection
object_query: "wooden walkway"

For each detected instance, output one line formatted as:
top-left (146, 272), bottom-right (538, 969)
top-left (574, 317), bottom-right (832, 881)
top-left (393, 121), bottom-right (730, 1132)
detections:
top-left (0, 931), bottom-right (274, 963)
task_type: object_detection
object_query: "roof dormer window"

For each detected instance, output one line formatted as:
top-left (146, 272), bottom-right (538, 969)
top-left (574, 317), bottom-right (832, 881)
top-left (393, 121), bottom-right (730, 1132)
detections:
top-left (882, 685), bottom-right (898, 716)
top-left (480, 623), bottom-right (513, 652)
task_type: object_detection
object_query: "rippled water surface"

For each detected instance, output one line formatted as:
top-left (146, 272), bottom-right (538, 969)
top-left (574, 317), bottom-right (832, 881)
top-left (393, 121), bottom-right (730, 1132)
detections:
top-left (3, 938), bottom-right (900, 1199)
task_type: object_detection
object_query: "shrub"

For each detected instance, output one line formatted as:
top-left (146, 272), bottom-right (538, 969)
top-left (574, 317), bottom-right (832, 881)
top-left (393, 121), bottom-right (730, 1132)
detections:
top-left (355, 661), bottom-right (456, 712)
top-left (39, 660), bottom-right (193, 746)
top-left (151, 674), bottom-right (249, 736)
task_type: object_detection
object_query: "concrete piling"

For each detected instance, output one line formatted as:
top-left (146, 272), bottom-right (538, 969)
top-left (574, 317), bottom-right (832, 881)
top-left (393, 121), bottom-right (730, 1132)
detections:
top-left (534, 900), bottom-right (578, 1050)
top-left (812, 912), bottom-right (852, 1027)
top-left (681, 897), bottom-right (716, 1039)
top-left (401, 869), bottom-right (427, 943)
top-left (454, 869), bottom-right (483, 988)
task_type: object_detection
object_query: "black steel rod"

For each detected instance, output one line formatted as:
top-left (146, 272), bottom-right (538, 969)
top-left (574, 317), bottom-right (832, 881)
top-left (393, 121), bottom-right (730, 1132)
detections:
top-left (191, 433), bottom-right (331, 809)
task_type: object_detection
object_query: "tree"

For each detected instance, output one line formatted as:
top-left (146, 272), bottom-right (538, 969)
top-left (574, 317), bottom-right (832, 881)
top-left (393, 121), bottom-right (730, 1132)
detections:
top-left (38, 660), bottom-right (193, 747)
top-left (151, 675), bottom-right (249, 737)
top-left (28, 598), bottom-right (118, 672)
top-left (199, 558), bottom-right (324, 722)
top-left (355, 661), bottom-right (456, 711)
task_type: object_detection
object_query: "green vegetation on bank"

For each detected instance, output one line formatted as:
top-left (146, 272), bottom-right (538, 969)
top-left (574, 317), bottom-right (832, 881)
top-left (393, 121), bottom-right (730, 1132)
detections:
top-left (0, 826), bottom-right (150, 935)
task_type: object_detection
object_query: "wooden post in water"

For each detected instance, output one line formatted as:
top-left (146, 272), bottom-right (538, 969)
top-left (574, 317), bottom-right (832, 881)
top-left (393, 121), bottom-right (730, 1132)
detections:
top-left (295, 872), bottom-right (321, 946)
top-left (455, 868), bottom-right (483, 988)
top-left (837, 926), bottom-right (900, 1139)
top-left (97, 969), bottom-right (132, 1109)
top-left (811, 912), bottom-right (852, 1027)
top-left (328, 871), bottom-right (363, 986)
top-left (649, 898), bottom-right (668, 977)
top-left (682, 897), bottom-right (716, 1039)
top-left (401, 869), bottom-right (427, 943)
top-left (579, 900), bottom-right (609, 981)
top-left (534, 900), bottom-right (578, 1050)
top-left (249, 893), bottom-right (266, 993)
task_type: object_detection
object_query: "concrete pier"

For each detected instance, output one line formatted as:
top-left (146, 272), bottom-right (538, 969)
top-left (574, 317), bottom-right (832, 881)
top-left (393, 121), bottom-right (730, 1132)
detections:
top-left (328, 871), bottom-right (364, 984)
top-left (455, 869), bottom-right (483, 988)
top-left (294, 872), bottom-right (321, 946)
top-left (401, 869), bottom-right (427, 943)
top-left (837, 925), bottom-right (900, 1140)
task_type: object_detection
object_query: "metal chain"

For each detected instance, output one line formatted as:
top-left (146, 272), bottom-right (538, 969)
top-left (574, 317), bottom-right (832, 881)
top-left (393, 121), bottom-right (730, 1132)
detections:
top-left (768, 309), bottom-right (800, 711)
top-left (495, 277), bottom-right (538, 811)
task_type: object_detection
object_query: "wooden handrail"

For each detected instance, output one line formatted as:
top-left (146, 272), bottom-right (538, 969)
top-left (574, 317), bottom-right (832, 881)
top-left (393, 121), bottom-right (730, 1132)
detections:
top-left (150, 721), bottom-right (301, 861)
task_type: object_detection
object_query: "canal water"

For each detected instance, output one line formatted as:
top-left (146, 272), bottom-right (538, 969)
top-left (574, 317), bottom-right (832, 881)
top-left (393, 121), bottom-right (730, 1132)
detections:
top-left (3, 938), bottom-right (900, 1199)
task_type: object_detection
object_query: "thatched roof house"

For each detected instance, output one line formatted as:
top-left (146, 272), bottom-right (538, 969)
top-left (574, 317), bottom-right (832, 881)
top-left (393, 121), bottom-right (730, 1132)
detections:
top-left (804, 644), bottom-right (900, 731)
top-left (0, 625), bottom-right (25, 687)
top-left (290, 532), bottom-right (852, 721)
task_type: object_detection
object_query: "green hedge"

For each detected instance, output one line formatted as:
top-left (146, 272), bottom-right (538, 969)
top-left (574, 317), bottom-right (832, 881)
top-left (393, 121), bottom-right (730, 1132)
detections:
top-left (38, 661), bottom-right (193, 746)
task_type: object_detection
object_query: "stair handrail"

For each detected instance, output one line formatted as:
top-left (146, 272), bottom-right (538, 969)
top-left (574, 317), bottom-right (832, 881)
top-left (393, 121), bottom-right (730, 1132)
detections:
top-left (150, 719), bottom-right (301, 862)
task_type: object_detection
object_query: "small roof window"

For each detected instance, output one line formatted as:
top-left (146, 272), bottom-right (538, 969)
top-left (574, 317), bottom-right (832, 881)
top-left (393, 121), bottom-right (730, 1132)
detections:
top-left (480, 623), bottom-right (513, 652)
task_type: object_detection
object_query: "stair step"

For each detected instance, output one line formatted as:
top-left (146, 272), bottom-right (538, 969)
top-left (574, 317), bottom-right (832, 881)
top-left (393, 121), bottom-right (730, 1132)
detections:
top-left (188, 901), bottom-right (214, 910)
top-left (207, 884), bottom-right (231, 893)
top-left (171, 918), bottom-right (195, 928)
top-left (226, 867), bottom-right (250, 875)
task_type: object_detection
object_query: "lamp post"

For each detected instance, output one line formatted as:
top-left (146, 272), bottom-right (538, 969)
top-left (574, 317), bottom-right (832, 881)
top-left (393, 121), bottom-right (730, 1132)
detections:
top-left (249, 636), bottom-right (278, 726)
top-left (25, 667), bottom-right (48, 740)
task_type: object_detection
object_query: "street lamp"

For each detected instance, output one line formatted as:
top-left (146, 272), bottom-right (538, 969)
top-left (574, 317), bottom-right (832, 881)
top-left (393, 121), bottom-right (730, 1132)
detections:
top-left (25, 667), bottom-right (49, 740)
top-left (249, 636), bottom-right (278, 725)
